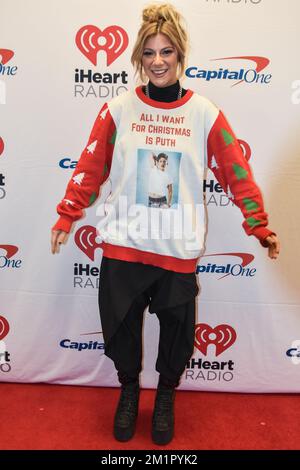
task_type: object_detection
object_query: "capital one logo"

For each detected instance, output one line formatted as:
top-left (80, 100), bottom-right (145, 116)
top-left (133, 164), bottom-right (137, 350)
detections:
top-left (286, 340), bottom-right (300, 365)
top-left (0, 49), bottom-right (14, 65)
top-left (0, 245), bottom-right (22, 268)
top-left (196, 252), bottom-right (255, 280)
top-left (0, 49), bottom-right (15, 104)
top-left (187, 55), bottom-right (271, 87)
top-left (212, 56), bottom-right (270, 87)
top-left (75, 225), bottom-right (102, 261)
top-left (75, 25), bottom-right (129, 66)
top-left (0, 245), bottom-right (18, 259)
top-left (195, 323), bottom-right (237, 356)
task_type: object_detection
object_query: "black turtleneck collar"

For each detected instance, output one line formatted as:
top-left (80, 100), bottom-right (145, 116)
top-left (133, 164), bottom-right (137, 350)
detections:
top-left (143, 79), bottom-right (187, 102)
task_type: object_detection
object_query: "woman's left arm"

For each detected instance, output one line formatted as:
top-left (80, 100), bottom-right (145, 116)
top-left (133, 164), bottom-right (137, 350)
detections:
top-left (207, 110), bottom-right (280, 259)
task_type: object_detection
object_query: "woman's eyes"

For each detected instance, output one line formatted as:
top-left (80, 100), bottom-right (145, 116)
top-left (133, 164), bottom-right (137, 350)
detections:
top-left (143, 50), bottom-right (173, 57)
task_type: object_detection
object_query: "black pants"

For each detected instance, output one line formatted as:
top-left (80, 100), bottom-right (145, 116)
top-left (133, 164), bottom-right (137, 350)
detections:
top-left (98, 257), bottom-right (198, 384)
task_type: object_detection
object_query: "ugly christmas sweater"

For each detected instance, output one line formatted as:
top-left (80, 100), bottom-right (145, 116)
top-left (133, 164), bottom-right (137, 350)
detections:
top-left (52, 85), bottom-right (274, 273)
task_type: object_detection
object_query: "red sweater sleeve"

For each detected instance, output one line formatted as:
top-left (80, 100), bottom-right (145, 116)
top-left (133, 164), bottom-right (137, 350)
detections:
top-left (52, 103), bottom-right (116, 233)
top-left (207, 110), bottom-right (275, 247)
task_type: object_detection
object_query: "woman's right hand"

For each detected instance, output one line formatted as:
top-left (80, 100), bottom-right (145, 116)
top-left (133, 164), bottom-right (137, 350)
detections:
top-left (51, 230), bottom-right (69, 254)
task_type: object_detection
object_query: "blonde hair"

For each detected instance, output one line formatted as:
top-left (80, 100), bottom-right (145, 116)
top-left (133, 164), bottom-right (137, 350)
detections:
top-left (131, 2), bottom-right (189, 84)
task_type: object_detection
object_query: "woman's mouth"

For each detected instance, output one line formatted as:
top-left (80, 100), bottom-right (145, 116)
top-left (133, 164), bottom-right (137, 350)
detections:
top-left (151, 69), bottom-right (168, 77)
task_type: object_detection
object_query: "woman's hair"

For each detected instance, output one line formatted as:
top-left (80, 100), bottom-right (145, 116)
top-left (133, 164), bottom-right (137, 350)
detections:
top-left (131, 2), bottom-right (189, 84)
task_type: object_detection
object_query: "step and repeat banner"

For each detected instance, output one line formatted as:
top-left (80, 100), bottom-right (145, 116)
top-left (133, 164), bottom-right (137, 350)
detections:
top-left (1, 0), bottom-right (300, 391)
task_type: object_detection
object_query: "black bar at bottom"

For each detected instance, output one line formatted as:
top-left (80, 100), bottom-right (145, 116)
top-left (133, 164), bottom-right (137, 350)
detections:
top-left (0, 450), bottom-right (300, 464)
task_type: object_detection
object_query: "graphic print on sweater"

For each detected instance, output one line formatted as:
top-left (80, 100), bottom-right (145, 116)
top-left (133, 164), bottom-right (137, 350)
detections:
top-left (136, 149), bottom-right (181, 208)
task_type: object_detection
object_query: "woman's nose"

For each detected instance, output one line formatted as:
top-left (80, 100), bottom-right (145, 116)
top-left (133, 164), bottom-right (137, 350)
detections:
top-left (153, 53), bottom-right (164, 65)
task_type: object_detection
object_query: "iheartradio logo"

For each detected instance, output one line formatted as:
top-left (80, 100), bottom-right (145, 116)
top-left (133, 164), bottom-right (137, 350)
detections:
top-left (0, 316), bottom-right (10, 341)
top-left (195, 323), bottom-right (237, 356)
top-left (75, 225), bottom-right (103, 261)
top-left (75, 25), bottom-right (129, 66)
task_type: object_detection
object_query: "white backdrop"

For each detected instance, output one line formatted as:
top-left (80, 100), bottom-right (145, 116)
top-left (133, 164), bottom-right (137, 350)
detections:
top-left (1, 0), bottom-right (300, 392)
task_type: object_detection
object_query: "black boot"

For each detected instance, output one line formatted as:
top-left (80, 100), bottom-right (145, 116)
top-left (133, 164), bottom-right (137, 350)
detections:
top-left (113, 376), bottom-right (140, 442)
top-left (152, 376), bottom-right (177, 446)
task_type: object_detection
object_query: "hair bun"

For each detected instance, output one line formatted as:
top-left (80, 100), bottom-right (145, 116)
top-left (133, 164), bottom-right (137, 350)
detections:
top-left (142, 3), bottom-right (180, 24)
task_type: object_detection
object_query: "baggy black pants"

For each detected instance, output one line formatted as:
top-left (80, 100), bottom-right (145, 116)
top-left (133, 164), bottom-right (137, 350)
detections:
top-left (98, 257), bottom-right (198, 383)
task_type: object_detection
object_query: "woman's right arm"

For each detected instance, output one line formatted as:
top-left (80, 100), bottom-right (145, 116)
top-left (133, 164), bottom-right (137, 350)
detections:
top-left (51, 102), bottom-right (116, 253)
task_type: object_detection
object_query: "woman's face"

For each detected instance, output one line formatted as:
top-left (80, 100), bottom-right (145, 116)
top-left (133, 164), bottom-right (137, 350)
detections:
top-left (142, 33), bottom-right (178, 87)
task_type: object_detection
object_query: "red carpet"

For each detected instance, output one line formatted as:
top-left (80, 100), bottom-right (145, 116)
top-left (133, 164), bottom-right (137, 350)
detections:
top-left (0, 383), bottom-right (299, 450)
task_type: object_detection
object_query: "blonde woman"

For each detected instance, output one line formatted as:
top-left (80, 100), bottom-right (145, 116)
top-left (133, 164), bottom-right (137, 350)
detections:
top-left (51, 3), bottom-right (280, 445)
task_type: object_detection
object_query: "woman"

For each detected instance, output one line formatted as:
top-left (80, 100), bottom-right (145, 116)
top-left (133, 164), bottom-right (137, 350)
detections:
top-left (51, 3), bottom-right (280, 446)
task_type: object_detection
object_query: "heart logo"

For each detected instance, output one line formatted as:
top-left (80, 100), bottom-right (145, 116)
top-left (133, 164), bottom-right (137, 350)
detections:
top-left (75, 225), bottom-right (103, 261)
top-left (0, 137), bottom-right (4, 156)
top-left (75, 25), bottom-right (129, 66)
top-left (0, 316), bottom-right (10, 341)
top-left (194, 323), bottom-right (237, 356)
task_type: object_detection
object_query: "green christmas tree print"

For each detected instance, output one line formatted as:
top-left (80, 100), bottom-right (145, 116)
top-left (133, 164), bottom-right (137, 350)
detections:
top-left (221, 128), bottom-right (235, 146)
top-left (243, 198), bottom-right (259, 212)
top-left (233, 163), bottom-right (248, 180)
top-left (246, 217), bottom-right (261, 228)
